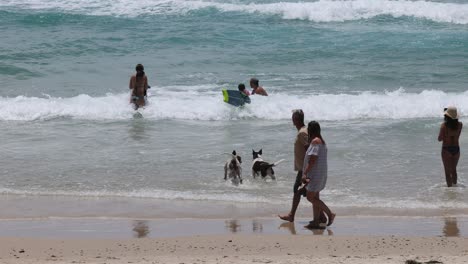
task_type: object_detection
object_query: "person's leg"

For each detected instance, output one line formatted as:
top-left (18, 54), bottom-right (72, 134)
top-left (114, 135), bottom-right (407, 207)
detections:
top-left (279, 171), bottom-right (303, 222)
top-left (138, 98), bottom-right (146, 108)
top-left (278, 193), bottom-right (301, 222)
top-left (305, 191), bottom-right (320, 226)
top-left (306, 191), bottom-right (335, 227)
top-left (442, 151), bottom-right (452, 187)
top-left (316, 192), bottom-right (327, 224)
top-left (451, 153), bottom-right (460, 185)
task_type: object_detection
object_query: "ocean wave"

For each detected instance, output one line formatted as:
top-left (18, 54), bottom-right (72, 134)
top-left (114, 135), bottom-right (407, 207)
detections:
top-left (0, 88), bottom-right (466, 121)
top-left (1, 0), bottom-right (468, 24)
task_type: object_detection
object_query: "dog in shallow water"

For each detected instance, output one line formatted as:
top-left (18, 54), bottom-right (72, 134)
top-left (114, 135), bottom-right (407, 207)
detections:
top-left (224, 150), bottom-right (243, 184)
top-left (251, 149), bottom-right (284, 180)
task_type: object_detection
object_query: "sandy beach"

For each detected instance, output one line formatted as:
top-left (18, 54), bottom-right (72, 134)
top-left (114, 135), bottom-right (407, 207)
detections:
top-left (1, 234), bottom-right (468, 264)
top-left (1, 217), bottom-right (468, 264)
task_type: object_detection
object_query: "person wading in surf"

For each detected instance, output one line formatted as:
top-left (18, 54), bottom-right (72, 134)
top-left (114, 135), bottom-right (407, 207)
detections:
top-left (438, 106), bottom-right (463, 187)
top-left (129, 64), bottom-right (149, 109)
top-left (250, 78), bottom-right (268, 96)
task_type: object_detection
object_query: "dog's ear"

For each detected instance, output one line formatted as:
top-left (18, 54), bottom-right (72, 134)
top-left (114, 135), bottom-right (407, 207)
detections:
top-left (237, 156), bottom-right (242, 163)
top-left (232, 150), bottom-right (236, 155)
top-left (252, 149), bottom-right (255, 155)
top-left (259, 149), bottom-right (262, 155)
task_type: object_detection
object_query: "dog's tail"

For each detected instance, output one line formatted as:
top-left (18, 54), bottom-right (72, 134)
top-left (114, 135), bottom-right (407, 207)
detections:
top-left (223, 152), bottom-right (242, 164)
top-left (223, 152), bottom-right (236, 158)
top-left (273, 159), bottom-right (285, 166)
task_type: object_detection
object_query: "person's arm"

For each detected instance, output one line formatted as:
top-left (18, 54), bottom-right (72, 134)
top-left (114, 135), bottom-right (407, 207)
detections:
top-left (438, 124), bottom-right (445, 142)
top-left (129, 76), bottom-right (134, 89)
top-left (302, 155), bottom-right (318, 183)
top-left (144, 76), bottom-right (148, 96)
top-left (257, 87), bottom-right (267, 96)
top-left (298, 131), bottom-right (308, 151)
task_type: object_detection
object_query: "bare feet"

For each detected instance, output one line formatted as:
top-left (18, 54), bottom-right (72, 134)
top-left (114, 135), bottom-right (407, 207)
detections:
top-left (304, 222), bottom-right (325, 229)
top-left (278, 214), bottom-right (294, 222)
top-left (327, 213), bottom-right (336, 226)
top-left (319, 213), bottom-right (327, 224)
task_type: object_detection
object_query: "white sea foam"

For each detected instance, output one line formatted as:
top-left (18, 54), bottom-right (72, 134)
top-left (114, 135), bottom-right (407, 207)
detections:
top-left (1, 0), bottom-right (468, 24)
top-left (1, 187), bottom-right (468, 210)
top-left (0, 187), bottom-right (276, 204)
top-left (0, 88), bottom-right (467, 121)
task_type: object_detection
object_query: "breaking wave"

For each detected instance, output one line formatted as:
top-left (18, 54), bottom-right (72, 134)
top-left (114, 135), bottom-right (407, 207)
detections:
top-left (0, 88), bottom-right (466, 121)
top-left (1, 0), bottom-right (468, 24)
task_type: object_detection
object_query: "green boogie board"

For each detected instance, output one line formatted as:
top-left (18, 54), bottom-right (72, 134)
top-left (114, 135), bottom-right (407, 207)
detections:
top-left (222, 89), bottom-right (251, 107)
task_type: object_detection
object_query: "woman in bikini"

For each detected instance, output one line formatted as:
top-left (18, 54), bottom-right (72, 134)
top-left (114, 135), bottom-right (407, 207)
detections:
top-left (438, 106), bottom-right (463, 187)
top-left (129, 64), bottom-right (149, 109)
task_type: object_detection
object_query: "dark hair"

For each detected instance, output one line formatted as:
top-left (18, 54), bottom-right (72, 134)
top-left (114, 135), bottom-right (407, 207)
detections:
top-left (135, 64), bottom-right (145, 79)
top-left (238, 83), bottom-right (246, 91)
top-left (445, 115), bottom-right (459, 130)
top-left (307, 121), bottom-right (325, 144)
top-left (292, 109), bottom-right (304, 124)
top-left (250, 78), bottom-right (259, 86)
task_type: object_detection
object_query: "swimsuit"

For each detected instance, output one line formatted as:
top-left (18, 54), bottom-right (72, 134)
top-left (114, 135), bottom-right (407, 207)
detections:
top-left (442, 123), bottom-right (462, 155)
top-left (132, 95), bottom-right (146, 101)
top-left (443, 146), bottom-right (460, 155)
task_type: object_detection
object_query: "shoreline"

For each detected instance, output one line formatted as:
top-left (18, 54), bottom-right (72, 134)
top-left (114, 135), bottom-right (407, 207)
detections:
top-left (1, 194), bottom-right (468, 219)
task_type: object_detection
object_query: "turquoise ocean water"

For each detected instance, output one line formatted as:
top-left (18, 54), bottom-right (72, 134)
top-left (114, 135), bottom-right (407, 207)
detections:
top-left (1, 0), bottom-right (468, 219)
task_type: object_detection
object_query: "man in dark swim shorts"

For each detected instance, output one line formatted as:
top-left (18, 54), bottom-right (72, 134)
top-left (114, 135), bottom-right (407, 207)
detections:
top-left (278, 109), bottom-right (309, 222)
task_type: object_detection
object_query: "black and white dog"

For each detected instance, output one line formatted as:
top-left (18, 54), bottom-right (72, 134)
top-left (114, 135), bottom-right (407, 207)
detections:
top-left (224, 150), bottom-right (243, 184)
top-left (251, 149), bottom-right (284, 180)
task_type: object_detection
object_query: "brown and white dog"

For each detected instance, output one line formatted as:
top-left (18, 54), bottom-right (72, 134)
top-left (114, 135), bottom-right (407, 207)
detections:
top-left (224, 150), bottom-right (243, 184)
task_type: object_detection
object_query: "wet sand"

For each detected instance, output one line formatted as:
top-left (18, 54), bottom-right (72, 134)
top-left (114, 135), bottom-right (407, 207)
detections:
top-left (0, 217), bottom-right (468, 263)
top-left (0, 216), bottom-right (467, 238)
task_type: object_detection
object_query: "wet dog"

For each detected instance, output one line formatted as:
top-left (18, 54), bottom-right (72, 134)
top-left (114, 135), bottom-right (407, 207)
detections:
top-left (251, 149), bottom-right (284, 180)
top-left (224, 150), bottom-right (243, 184)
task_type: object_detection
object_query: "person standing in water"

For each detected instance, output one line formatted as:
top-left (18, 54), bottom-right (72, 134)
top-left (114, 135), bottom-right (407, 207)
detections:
top-left (238, 83), bottom-right (250, 96)
top-left (438, 106), bottom-right (463, 187)
top-left (129, 64), bottom-right (149, 109)
top-left (250, 78), bottom-right (268, 96)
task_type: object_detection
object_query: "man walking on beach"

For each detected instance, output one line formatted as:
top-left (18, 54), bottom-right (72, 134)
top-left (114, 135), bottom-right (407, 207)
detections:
top-left (279, 109), bottom-right (326, 223)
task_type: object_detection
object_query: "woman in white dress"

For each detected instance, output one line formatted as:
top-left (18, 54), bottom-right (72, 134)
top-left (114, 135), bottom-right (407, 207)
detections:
top-left (302, 121), bottom-right (335, 228)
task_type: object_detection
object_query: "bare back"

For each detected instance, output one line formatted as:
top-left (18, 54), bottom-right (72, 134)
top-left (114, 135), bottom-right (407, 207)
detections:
top-left (253, 86), bottom-right (268, 96)
top-left (439, 122), bottom-right (463, 146)
top-left (129, 75), bottom-right (148, 107)
top-left (129, 75), bottom-right (148, 97)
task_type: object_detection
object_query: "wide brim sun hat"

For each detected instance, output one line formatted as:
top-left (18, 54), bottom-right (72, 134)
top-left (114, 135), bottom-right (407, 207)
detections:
top-left (444, 106), bottom-right (459, 119)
